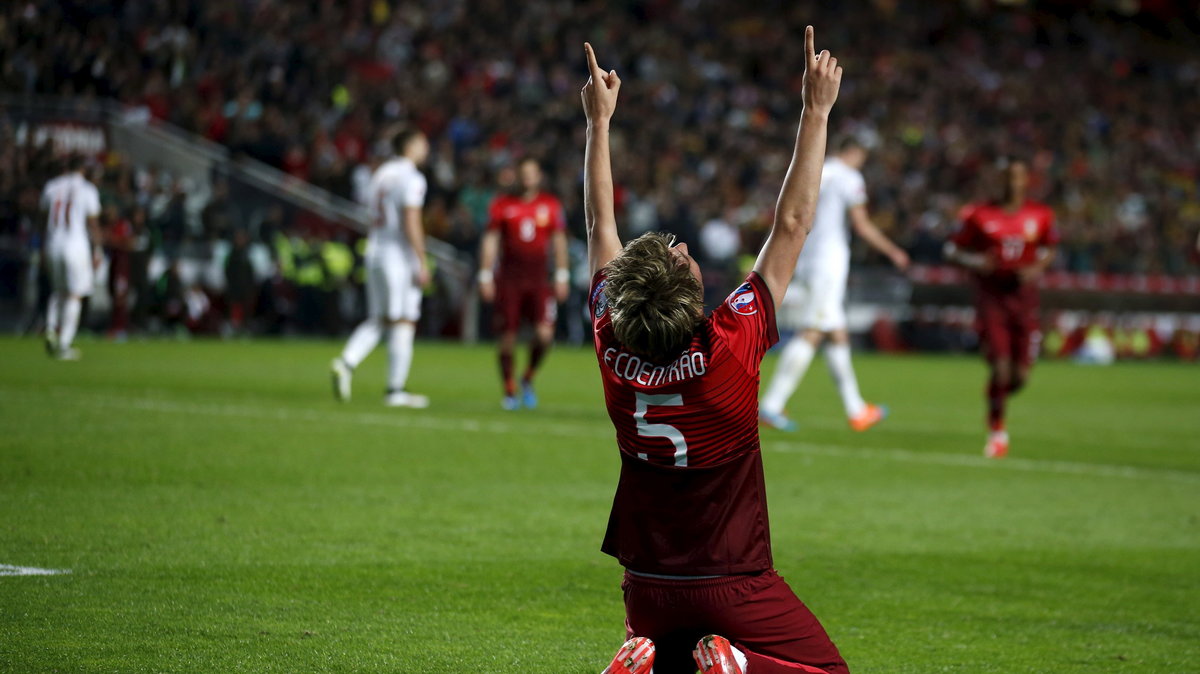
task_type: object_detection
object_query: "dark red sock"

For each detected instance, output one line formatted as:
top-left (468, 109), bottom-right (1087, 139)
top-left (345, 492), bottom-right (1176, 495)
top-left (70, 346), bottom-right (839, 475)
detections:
top-left (987, 377), bottom-right (1007, 432)
top-left (524, 340), bottom-right (548, 383)
top-left (111, 298), bottom-right (129, 333)
top-left (499, 350), bottom-right (516, 396)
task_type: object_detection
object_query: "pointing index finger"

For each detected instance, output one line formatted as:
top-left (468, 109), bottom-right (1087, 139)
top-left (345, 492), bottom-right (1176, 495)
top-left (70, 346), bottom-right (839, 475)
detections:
top-left (805, 25), bottom-right (815, 62)
top-left (584, 42), bottom-right (603, 78)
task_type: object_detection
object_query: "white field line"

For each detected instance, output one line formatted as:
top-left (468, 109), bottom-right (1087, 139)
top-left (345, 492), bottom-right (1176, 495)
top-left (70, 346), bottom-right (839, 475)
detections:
top-left (3, 388), bottom-right (1199, 486)
top-left (466, 400), bottom-right (1193, 451)
top-left (763, 441), bottom-right (1200, 485)
top-left (0, 564), bottom-right (71, 577)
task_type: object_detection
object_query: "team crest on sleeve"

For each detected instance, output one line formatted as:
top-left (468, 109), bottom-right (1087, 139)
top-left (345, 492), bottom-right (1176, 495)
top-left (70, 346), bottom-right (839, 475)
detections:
top-left (728, 282), bottom-right (758, 316)
top-left (592, 280), bottom-right (610, 317)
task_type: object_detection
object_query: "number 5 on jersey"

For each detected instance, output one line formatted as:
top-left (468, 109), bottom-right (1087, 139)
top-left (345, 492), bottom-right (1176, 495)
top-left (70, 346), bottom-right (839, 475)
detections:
top-left (634, 392), bottom-right (688, 466)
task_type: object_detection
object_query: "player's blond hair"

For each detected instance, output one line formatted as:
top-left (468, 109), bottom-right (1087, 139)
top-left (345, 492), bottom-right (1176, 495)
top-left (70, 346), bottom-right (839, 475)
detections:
top-left (605, 232), bottom-right (704, 363)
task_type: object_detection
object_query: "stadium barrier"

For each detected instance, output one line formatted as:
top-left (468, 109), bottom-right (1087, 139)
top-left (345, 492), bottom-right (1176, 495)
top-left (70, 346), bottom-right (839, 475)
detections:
top-left (866, 265), bottom-right (1200, 361)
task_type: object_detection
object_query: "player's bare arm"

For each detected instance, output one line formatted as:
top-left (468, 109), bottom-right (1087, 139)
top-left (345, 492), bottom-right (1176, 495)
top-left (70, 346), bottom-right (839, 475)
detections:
top-left (581, 42), bottom-right (623, 277)
top-left (404, 205), bottom-right (430, 287)
top-left (754, 25), bottom-right (842, 308)
top-left (848, 204), bottom-right (910, 271)
top-left (944, 240), bottom-right (995, 274)
top-left (477, 229), bottom-right (500, 302)
top-left (1018, 244), bottom-right (1056, 284)
top-left (552, 229), bottom-right (570, 302)
top-left (88, 215), bottom-right (103, 269)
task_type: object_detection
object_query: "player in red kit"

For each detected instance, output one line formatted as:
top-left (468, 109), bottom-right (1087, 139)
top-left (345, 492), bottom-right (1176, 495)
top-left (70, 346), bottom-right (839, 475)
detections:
top-left (945, 158), bottom-right (1059, 459)
top-left (584, 31), bottom-right (850, 674)
top-left (478, 157), bottom-right (570, 410)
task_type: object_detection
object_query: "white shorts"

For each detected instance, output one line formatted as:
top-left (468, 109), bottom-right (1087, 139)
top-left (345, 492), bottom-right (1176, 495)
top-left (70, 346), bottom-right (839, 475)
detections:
top-left (48, 246), bottom-right (94, 297)
top-left (365, 252), bottom-right (421, 322)
top-left (779, 268), bottom-right (847, 332)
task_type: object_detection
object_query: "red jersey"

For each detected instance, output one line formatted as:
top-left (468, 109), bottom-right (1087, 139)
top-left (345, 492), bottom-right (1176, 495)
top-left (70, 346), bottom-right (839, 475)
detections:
top-left (106, 218), bottom-right (134, 280)
top-left (591, 271), bottom-right (779, 575)
top-left (487, 192), bottom-right (566, 284)
top-left (951, 200), bottom-right (1059, 290)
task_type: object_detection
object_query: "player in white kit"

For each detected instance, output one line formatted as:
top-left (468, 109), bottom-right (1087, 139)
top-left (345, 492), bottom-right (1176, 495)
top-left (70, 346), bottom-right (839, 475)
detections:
top-left (330, 130), bottom-right (431, 408)
top-left (41, 155), bottom-right (102, 361)
top-left (760, 137), bottom-right (909, 432)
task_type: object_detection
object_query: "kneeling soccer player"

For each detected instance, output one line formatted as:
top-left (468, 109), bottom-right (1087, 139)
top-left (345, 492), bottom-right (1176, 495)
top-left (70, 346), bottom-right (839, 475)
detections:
top-left (582, 30), bottom-right (850, 674)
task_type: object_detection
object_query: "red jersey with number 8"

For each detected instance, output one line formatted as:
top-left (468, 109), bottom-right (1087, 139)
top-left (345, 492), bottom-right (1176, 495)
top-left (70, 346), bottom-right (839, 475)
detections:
top-left (487, 192), bottom-right (566, 285)
top-left (591, 271), bottom-right (779, 575)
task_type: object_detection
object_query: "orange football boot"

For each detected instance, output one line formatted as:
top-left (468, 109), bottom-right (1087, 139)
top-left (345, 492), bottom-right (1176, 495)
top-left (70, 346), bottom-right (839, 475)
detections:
top-left (848, 403), bottom-right (888, 432)
top-left (984, 430), bottom-right (1009, 458)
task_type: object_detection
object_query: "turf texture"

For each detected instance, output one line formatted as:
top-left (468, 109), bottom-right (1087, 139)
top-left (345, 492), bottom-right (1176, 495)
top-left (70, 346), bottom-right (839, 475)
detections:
top-left (0, 337), bottom-right (1197, 672)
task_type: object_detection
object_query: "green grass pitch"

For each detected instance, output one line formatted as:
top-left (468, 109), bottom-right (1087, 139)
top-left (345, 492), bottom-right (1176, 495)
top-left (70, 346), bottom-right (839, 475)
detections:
top-left (1, 336), bottom-right (1197, 672)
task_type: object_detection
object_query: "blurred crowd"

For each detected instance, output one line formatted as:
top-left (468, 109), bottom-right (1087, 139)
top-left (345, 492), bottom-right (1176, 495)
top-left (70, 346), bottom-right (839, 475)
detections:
top-left (0, 137), bottom-right (375, 338)
top-left (1, 133), bottom-right (1196, 359)
top-left (5, 0), bottom-right (1199, 277)
top-left (3, 0), bottom-right (1200, 347)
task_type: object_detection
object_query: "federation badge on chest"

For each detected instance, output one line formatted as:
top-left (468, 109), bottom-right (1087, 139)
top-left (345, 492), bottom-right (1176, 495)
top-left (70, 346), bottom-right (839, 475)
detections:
top-left (1024, 218), bottom-right (1039, 241)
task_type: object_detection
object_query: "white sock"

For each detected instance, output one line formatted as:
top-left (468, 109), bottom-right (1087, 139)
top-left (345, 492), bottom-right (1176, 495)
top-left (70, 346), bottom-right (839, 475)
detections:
top-left (387, 322), bottom-right (416, 393)
top-left (46, 293), bottom-right (62, 335)
top-left (826, 342), bottom-right (866, 418)
top-left (59, 297), bottom-right (82, 349)
top-left (341, 319), bottom-right (383, 368)
top-left (761, 337), bottom-right (816, 415)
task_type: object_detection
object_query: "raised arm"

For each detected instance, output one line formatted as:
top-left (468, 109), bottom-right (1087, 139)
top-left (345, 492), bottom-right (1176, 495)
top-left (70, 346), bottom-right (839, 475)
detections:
top-left (753, 26), bottom-right (843, 308)
top-left (581, 42), bottom-right (623, 277)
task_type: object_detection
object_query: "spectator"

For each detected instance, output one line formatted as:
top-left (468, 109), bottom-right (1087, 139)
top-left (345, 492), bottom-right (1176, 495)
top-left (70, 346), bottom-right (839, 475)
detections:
top-left (3, 1), bottom-right (1197, 277)
top-left (224, 228), bottom-right (255, 334)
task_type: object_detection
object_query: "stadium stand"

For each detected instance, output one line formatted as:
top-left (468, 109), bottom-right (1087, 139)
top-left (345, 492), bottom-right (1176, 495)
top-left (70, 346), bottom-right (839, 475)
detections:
top-left (2, 0), bottom-right (1198, 355)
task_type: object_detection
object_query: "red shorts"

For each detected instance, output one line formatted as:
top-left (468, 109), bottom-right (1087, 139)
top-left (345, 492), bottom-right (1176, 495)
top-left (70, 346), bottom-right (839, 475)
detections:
top-left (976, 284), bottom-right (1041, 369)
top-left (494, 283), bottom-right (556, 333)
top-left (622, 569), bottom-right (849, 674)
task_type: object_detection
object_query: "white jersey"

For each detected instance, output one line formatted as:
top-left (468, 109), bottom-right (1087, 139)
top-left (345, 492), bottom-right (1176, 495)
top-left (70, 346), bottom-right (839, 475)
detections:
top-left (795, 157), bottom-right (866, 277)
top-left (365, 157), bottom-right (427, 261)
top-left (41, 172), bottom-right (101, 254)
